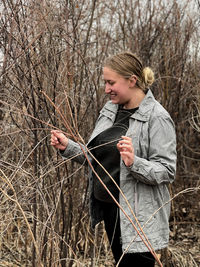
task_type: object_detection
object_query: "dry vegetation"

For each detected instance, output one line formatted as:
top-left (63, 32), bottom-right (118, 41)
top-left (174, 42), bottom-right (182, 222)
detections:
top-left (0, 0), bottom-right (200, 266)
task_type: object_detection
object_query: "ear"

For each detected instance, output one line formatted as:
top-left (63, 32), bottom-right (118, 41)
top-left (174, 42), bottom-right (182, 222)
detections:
top-left (129, 75), bottom-right (137, 88)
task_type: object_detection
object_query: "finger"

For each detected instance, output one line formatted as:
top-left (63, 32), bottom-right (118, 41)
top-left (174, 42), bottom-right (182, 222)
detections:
top-left (118, 141), bottom-right (133, 150)
top-left (118, 137), bottom-right (132, 144)
top-left (51, 130), bottom-right (59, 135)
top-left (51, 130), bottom-right (62, 138)
top-left (51, 135), bottom-right (61, 145)
top-left (51, 135), bottom-right (58, 143)
top-left (121, 135), bottom-right (132, 141)
top-left (118, 141), bottom-right (132, 148)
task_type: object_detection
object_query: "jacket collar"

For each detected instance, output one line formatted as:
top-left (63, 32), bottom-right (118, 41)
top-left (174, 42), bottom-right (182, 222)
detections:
top-left (131, 89), bottom-right (155, 121)
top-left (102, 89), bottom-right (156, 122)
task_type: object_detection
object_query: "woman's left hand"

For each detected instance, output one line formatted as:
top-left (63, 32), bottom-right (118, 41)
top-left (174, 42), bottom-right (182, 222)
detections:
top-left (117, 136), bottom-right (134, 167)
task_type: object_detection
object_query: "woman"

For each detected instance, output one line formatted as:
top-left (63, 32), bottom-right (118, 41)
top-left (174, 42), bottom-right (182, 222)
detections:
top-left (51, 52), bottom-right (177, 266)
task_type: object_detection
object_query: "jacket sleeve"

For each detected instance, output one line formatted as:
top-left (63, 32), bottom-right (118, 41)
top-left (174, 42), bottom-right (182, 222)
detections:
top-left (128, 115), bottom-right (177, 185)
top-left (60, 139), bottom-right (87, 165)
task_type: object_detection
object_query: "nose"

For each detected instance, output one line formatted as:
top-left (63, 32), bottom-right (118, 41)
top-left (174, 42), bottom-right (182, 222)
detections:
top-left (105, 83), bottom-right (111, 94)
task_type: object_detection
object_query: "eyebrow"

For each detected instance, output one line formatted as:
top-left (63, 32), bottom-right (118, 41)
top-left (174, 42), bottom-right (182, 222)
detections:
top-left (104, 79), bottom-right (114, 83)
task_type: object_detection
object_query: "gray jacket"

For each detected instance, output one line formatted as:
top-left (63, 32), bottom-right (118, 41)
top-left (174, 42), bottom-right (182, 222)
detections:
top-left (62, 89), bottom-right (177, 253)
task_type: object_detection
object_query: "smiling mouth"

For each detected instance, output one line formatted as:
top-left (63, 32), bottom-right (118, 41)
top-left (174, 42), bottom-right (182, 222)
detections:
top-left (110, 93), bottom-right (117, 98)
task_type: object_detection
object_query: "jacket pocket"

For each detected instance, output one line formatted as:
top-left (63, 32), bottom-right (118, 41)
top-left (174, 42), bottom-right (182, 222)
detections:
top-left (136, 182), bottom-right (158, 233)
top-left (120, 179), bottom-right (136, 212)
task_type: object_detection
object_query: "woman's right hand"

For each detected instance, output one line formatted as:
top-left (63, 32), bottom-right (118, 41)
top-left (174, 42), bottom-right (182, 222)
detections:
top-left (50, 130), bottom-right (69, 151)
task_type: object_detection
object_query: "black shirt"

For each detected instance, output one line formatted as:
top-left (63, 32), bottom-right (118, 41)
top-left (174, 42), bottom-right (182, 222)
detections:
top-left (89, 106), bottom-right (138, 203)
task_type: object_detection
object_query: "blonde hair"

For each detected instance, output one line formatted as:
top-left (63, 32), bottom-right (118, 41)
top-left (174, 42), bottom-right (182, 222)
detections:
top-left (104, 51), bottom-right (154, 91)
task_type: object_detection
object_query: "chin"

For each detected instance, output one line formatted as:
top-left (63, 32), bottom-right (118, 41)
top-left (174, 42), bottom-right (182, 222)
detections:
top-left (110, 98), bottom-right (119, 103)
top-left (111, 100), bottom-right (119, 104)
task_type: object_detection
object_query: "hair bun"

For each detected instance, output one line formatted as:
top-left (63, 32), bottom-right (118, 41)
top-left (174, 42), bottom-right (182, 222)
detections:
top-left (143, 67), bottom-right (155, 87)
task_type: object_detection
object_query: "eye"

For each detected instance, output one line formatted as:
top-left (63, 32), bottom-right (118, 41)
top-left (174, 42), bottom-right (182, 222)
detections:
top-left (105, 80), bottom-right (115, 85)
top-left (109, 81), bottom-right (115, 85)
top-left (104, 80), bottom-right (115, 86)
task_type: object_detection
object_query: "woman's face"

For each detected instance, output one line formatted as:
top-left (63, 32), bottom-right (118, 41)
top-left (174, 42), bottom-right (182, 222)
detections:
top-left (103, 67), bottom-right (136, 108)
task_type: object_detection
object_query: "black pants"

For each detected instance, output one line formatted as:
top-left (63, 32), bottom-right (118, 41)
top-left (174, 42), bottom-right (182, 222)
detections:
top-left (101, 201), bottom-right (155, 267)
